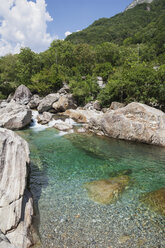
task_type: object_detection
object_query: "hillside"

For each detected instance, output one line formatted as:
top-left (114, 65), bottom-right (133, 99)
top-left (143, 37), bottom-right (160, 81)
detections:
top-left (125, 0), bottom-right (154, 10)
top-left (66, 0), bottom-right (165, 47)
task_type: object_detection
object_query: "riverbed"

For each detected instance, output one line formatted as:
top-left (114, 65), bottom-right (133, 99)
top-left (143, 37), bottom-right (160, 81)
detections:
top-left (18, 125), bottom-right (165, 248)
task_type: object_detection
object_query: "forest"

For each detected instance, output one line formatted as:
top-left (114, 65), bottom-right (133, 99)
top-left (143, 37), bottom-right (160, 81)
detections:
top-left (0, 0), bottom-right (165, 108)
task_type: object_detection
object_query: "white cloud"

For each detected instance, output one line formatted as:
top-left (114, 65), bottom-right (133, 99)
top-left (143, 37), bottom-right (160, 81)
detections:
top-left (65, 31), bottom-right (72, 37)
top-left (0, 0), bottom-right (55, 56)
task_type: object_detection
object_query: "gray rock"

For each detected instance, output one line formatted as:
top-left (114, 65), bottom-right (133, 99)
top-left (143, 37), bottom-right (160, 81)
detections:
top-left (6, 93), bottom-right (14, 103)
top-left (37, 112), bottom-right (53, 125)
top-left (109, 102), bottom-right (125, 110)
top-left (28, 94), bottom-right (41, 109)
top-left (125, 0), bottom-right (153, 11)
top-left (97, 77), bottom-right (106, 88)
top-left (0, 230), bottom-right (16, 248)
top-left (89, 102), bottom-right (165, 146)
top-left (12, 85), bottom-right (32, 105)
top-left (37, 93), bottom-right (60, 113)
top-left (58, 83), bottom-right (70, 95)
top-left (54, 122), bottom-right (73, 131)
top-left (0, 128), bottom-right (33, 247)
top-left (84, 100), bottom-right (101, 111)
top-left (0, 102), bottom-right (32, 130)
top-left (52, 95), bottom-right (77, 113)
top-left (63, 108), bottom-right (103, 123)
top-left (0, 101), bottom-right (8, 109)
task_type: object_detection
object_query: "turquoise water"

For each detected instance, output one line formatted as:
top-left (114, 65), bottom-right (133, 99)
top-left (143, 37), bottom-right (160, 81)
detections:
top-left (18, 128), bottom-right (165, 248)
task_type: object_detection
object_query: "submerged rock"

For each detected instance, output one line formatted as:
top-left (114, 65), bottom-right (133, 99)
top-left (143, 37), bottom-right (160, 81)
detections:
top-left (0, 128), bottom-right (34, 247)
top-left (84, 175), bottom-right (130, 204)
top-left (0, 102), bottom-right (32, 130)
top-left (89, 102), bottom-right (165, 146)
top-left (141, 187), bottom-right (165, 215)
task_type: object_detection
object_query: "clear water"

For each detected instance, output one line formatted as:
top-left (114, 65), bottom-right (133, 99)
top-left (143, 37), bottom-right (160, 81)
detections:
top-left (17, 128), bottom-right (165, 248)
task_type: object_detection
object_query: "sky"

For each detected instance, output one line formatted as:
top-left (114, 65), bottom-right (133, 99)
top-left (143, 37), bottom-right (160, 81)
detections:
top-left (0, 0), bottom-right (132, 56)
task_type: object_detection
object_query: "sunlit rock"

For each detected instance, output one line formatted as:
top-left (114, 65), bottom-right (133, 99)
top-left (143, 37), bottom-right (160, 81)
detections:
top-left (12, 85), bottom-right (32, 105)
top-left (37, 93), bottom-right (60, 113)
top-left (0, 102), bottom-right (32, 130)
top-left (52, 95), bottom-right (77, 113)
top-left (0, 128), bottom-right (33, 247)
top-left (89, 102), bottom-right (165, 146)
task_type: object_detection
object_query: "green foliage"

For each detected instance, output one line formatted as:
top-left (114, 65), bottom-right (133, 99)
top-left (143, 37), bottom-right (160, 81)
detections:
top-left (30, 65), bottom-right (63, 95)
top-left (66, 2), bottom-right (157, 45)
top-left (98, 62), bottom-right (159, 107)
top-left (93, 62), bottom-right (113, 81)
top-left (0, 0), bottom-right (165, 109)
top-left (69, 75), bottom-right (100, 105)
top-left (16, 47), bottom-right (42, 85)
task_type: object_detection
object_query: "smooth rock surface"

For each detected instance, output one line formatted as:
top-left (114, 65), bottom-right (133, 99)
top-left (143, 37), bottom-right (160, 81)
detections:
top-left (0, 128), bottom-right (33, 247)
top-left (54, 122), bottom-right (73, 131)
top-left (37, 93), bottom-right (60, 113)
top-left (63, 109), bottom-right (103, 123)
top-left (89, 102), bottom-right (165, 146)
top-left (0, 230), bottom-right (16, 248)
top-left (0, 102), bottom-right (32, 130)
top-left (52, 95), bottom-right (77, 113)
top-left (12, 85), bottom-right (32, 105)
top-left (84, 175), bottom-right (129, 204)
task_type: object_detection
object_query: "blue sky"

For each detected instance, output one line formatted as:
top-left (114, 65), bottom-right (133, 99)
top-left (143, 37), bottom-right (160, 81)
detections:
top-left (0, 0), bottom-right (132, 56)
top-left (46, 0), bottom-right (132, 39)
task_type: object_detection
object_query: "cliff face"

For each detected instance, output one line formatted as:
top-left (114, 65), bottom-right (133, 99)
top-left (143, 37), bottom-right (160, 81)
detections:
top-left (125, 0), bottom-right (154, 10)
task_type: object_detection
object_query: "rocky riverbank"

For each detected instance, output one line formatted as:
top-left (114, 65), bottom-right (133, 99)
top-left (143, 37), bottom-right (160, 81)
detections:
top-left (0, 128), bottom-right (33, 248)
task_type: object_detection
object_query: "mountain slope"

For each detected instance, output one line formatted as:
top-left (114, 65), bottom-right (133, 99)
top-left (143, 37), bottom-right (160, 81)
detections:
top-left (66, 0), bottom-right (165, 46)
top-left (125, 0), bottom-right (154, 10)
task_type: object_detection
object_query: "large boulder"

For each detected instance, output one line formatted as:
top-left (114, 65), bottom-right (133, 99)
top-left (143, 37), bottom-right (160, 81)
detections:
top-left (0, 128), bottom-right (33, 247)
top-left (63, 108), bottom-right (103, 123)
top-left (12, 85), bottom-right (32, 105)
top-left (28, 94), bottom-right (41, 109)
top-left (37, 93), bottom-right (60, 113)
top-left (52, 95), bottom-right (77, 113)
top-left (0, 102), bottom-right (32, 130)
top-left (84, 175), bottom-right (130, 204)
top-left (89, 102), bottom-right (165, 146)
